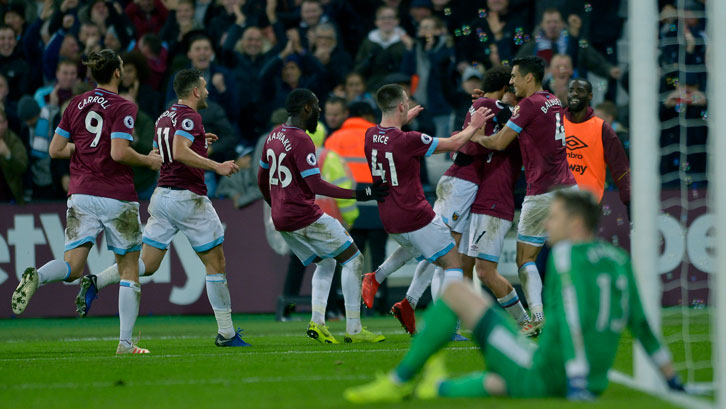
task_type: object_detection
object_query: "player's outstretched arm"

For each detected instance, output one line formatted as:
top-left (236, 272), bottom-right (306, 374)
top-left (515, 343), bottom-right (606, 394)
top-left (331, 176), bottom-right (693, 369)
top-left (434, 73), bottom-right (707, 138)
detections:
top-left (434, 107), bottom-right (493, 154)
top-left (48, 133), bottom-right (75, 159)
top-left (110, 138), bottom-right (162, 170)
top-left (472, 125), bottom-right (518, 151)
top-left (305, 174), bottom-right (388, 202)
top-left (171, 135), bottom-right (239, 176)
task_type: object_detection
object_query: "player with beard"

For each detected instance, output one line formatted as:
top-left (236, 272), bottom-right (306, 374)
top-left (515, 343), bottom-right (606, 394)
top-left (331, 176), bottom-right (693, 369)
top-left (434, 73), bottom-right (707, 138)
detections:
top-left (75, 69), bottom-right (251, 347)
top-left (473, 56), bottom-right (577, 336)
top-left (564, 78), bottom-right (630, 205)
top-left (259, 88), bottom-right (389, 344)
top-left (11, 50), bottom-right (163, 354)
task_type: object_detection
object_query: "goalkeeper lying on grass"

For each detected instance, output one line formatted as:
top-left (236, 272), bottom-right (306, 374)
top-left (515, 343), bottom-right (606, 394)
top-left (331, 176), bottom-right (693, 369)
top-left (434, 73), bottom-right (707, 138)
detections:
top-left (344, 189), bottom-right (685, 403)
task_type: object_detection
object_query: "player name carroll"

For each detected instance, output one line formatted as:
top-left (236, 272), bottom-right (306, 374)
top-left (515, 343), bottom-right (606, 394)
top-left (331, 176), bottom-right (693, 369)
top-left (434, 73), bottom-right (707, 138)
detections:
top-left (267, 130), bottom-right (292, 152)
top-left (77, 94), bottom-right (112, 110)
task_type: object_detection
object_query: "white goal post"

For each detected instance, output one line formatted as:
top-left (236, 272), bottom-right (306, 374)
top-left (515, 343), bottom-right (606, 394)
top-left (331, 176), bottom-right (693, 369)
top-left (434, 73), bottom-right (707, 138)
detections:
top-left (616, 1), bottom-right (724, 408)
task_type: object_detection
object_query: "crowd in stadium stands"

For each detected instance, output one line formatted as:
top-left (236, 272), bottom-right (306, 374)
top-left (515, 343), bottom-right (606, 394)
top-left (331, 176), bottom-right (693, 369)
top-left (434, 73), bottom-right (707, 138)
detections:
top-left (0, 0), bottom-right (707, 205)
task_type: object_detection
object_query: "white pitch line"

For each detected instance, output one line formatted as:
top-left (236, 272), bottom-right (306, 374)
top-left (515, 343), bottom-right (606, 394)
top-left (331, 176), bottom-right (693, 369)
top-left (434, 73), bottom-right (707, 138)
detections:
top-left (0, 331), bottom-right (417, 343)
top-left (0, 346), bottom-right (479, 363)
top-left (0, 374), bottom-right (375, 391)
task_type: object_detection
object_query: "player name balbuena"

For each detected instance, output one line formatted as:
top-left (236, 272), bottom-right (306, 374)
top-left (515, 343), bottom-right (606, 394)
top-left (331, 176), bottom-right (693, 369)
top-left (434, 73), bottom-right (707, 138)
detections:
top-left (540, 98), bottom-right (562, 114)
top-left (77, 95), bottom-right (111, 110)
top-left (267, 131), bottom-right (292, 151)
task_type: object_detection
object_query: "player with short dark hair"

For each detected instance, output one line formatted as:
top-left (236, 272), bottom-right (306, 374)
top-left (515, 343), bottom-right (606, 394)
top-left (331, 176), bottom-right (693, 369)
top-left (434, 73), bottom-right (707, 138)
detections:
top-left (344, 189), bottom-right (685, 403)
top-left (361, 84), bottom-right (492, 331)
top-left (11, 50), bottom-right (162, 355)
top-left (75, 69), bottom-right (251, 347)
top-left (258, 88), bottom-right (389, 344)
top-left (362, 68), bottom-right (529, 336)
top-left (473, 55), bottom-right (577, 336)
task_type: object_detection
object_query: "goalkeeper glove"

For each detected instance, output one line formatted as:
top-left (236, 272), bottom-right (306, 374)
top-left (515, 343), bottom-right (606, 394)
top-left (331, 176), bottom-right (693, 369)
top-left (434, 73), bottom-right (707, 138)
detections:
top-left (566, 376), bottom-right (595, 401)
top-left (355, 180), bottom-right (389, 202)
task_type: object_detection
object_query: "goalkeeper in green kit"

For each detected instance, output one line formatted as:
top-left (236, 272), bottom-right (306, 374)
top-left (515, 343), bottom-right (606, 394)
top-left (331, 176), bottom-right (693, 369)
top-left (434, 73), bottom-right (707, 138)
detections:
top-left (344, 189), bottom-right (685, 402)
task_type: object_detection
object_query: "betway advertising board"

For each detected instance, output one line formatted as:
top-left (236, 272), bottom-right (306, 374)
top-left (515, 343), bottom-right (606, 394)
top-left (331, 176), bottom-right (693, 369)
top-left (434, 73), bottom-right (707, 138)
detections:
top-left (0, 190), bottom-right (714, 318)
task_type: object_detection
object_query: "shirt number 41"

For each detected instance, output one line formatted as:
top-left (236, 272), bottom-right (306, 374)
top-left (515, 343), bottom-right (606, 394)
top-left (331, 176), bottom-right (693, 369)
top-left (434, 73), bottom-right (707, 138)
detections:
top-left (370, 149), bottom-right (399, 186)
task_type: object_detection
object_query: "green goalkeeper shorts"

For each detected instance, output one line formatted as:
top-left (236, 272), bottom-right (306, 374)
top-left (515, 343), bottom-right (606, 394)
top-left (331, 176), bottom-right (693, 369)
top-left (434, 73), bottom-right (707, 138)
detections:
top-left (473, 307), bottom-right (554, 398)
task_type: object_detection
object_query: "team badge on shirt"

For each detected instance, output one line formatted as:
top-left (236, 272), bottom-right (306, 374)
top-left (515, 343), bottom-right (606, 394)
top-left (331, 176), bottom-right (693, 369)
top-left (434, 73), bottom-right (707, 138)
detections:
top-left (452, 212), bottom-right (460, 221)
top-left (421, 134), bottom-right (433, 144)
top-left (306, 153), bottom-right (317, 166)
top-left (124, 115), bottom-right (134, 129)
top-left (182, 118), bottom-right (194, 131)
top-left (511, 105), bottom-right (521, 119)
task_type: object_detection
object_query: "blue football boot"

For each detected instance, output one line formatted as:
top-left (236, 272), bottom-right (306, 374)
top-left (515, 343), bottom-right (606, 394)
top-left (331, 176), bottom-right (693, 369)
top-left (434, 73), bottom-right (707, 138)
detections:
top-left (215, 328), bottom-right (252, 347)
top-left (75, 274), bottom-right (99, 318)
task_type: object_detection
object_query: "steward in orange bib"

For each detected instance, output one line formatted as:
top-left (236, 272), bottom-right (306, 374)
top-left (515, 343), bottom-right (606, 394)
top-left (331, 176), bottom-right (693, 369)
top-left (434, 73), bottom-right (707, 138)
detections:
top-left (564, 79), bottom-right (630, 209)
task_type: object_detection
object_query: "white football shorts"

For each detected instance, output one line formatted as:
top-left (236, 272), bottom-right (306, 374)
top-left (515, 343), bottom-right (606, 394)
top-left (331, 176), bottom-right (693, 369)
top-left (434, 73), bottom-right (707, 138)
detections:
top-left (64, 194), bottom-right (142, 255)
top-left (280, 213), bottom-right (355, 266)
top-left (517, 185), bottom-right (578, 246)
top-left (433, 176), bottom-right (478, 234)
top-left (142, 187), bottom-right (225, 252)
top-left (465, 213), bottom-right (513, 262)
top-left (389, 214), bottom-right (456, 263)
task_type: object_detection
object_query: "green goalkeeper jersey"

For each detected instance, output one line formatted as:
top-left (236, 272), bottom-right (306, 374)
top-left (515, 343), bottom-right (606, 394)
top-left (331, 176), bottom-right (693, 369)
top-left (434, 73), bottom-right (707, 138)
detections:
top-left (532, 240), bottom-right (671, 396)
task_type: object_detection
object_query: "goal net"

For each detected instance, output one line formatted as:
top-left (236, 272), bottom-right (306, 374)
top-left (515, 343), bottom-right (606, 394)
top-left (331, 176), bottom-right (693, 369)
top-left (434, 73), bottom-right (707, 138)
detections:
top-left (622, 0), bottom-right (724, 408)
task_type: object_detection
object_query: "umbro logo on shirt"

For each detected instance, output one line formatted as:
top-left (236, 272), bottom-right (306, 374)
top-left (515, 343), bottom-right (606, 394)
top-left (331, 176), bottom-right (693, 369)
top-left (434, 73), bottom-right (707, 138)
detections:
top-left (566, 135), bottom-right (589, 151)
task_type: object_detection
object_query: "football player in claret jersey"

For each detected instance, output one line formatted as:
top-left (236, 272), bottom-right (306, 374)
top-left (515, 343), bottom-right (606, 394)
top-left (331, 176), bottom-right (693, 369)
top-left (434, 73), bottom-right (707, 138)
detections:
top-left (75, 69), bottom-right (251, 347)
top-left (11, 50), bottom-right (162, 354)
top-left (258, 89), bottom-right (389, 344)
top-left (473, 56), bottom-right (577, 335)
top-left (362, 83), bottom-right (492, 331)
top-left (344, 189), bottom-right (685, 404)
top-left (361, 68), bottom-right (524, 336)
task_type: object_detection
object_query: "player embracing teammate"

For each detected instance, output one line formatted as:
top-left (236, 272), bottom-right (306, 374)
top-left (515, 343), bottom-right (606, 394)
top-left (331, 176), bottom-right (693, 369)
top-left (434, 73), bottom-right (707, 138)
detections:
top-left (473, 56), bottom-right (577, 335)
top-left (361, 67), bottom-right (531, 336)
top-left (361, 83), bottom-right (493, 331)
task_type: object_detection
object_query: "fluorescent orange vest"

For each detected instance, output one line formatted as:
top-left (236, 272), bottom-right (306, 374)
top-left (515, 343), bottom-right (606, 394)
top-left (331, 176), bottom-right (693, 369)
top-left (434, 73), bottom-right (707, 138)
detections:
top-left (564, 116), bottom-right (607, 202)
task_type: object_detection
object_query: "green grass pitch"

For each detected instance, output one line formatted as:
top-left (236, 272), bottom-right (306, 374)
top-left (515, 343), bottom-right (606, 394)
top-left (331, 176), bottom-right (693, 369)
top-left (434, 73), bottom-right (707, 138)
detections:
top-left (0, 312), bottom-right (705, 409)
